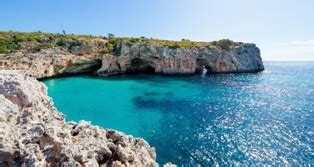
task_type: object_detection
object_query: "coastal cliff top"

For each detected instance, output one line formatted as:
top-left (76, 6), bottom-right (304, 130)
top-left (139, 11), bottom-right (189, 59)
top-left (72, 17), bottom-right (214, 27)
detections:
top-left (0, 31), bottom-right (252, 55)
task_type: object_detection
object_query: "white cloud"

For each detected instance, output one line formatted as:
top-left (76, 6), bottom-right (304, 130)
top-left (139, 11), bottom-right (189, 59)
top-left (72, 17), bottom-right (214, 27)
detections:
top-left (262, 40), bottom-right (314, 61)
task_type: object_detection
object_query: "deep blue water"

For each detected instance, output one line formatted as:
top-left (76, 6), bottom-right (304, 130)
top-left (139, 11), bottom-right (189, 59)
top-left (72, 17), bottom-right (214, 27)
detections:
top-left (44, 62), bottom-right (314, 165)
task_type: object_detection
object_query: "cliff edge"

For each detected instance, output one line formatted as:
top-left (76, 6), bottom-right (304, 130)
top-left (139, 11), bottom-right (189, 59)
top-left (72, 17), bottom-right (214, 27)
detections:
top-left (97, 40), bottom-right (264, 76)
top-left (0, 71), bottom-right (158, 166)
top-left (0, 32), bottom-right (264, 78)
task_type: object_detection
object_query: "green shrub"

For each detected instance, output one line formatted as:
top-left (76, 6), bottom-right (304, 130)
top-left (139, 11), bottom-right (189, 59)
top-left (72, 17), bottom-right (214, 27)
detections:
top-left (215, 39), bottom-right (234, 50)
top-left (211, 41), bottom-right (217, 46)
top-left (0, 37), bottom-right (18, 53)
top-left (108, 33), bottom-right (114, 40)
top-left (100, 43), bottom-right (114, 54)
top-left (0, 31), bottom-right (101, 53)
top-left (0, 31), bottom-right (243, 55)
top-left (34, 43), bottom-right (55, 51)
top-left (56, 40), bottom-right (67, 47)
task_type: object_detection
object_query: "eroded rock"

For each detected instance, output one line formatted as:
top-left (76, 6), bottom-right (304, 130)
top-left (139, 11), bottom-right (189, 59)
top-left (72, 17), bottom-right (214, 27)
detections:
top-left (97, 42), bottom-right (264, 76)
top-left (0, 71), bottom-right (158, 166)
top-left (0, 48), bottom-right (101, 79)
top-left (0, 40), bottom-right (264, 78)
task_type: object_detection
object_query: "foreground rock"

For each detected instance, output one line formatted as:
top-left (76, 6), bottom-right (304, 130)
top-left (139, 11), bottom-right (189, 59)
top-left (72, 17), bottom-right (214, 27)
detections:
top-left (0, 71), bottom-right (157, 166)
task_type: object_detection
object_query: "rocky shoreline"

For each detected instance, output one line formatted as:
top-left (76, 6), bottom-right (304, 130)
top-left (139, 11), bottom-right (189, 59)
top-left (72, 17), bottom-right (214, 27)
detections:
top-left (97, 41), bottom-right (264, 76)
top-left (0, 32), bottom-right (264, 79)
top-left (0, 71), bottom-right (159, 166)
top-left (0, 32), bottom-right (264, 166)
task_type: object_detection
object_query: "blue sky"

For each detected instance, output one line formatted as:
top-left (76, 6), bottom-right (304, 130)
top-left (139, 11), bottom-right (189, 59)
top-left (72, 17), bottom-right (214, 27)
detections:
top-left (1, 0), bottom-right (313, 61)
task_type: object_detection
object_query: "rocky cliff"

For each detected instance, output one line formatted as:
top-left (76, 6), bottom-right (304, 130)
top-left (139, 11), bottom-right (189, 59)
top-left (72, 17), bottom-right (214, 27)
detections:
top-left (0, 32), bottom-right (264, 166)
top-left (0, 47), bottom-right (101, 79)
top-left (0, 32), bottom-right (264, 79)
top-left (0, 71), bottom-right (158, 166)
top-left (97, 41), bottom-right (264, 76)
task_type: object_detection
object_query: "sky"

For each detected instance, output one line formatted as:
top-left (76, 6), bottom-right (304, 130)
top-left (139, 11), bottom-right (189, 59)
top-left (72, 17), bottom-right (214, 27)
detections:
top-left (1, 0), bottom-right (313, 61)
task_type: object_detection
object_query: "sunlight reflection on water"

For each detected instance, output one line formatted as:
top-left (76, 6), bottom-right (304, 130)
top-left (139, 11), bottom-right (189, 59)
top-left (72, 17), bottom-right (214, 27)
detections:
top-left (44, 62), bottom-right (314, 165)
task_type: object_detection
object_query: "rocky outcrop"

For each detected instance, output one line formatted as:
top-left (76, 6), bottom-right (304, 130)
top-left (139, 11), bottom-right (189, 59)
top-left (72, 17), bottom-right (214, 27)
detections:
top-left (0, 38), bottom-right (264, 79)
top-left (0, 47), bottom-right (102, 79)
top-left (97, 42), bottom-right (264, 76)
top-left (0, 71), bottom-right (158, 166)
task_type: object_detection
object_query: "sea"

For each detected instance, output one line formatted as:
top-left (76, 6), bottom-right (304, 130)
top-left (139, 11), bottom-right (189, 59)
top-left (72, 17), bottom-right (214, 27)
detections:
top-left (44, 62), bottom-right (314, 165)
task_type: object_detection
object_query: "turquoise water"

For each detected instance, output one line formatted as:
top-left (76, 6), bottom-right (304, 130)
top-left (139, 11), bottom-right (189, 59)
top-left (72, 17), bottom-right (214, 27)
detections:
top-left (44, 62), bottom-right (314, 165)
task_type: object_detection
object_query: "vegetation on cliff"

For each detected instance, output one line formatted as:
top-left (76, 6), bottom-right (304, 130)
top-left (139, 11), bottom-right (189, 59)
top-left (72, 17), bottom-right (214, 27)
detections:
top-left (0, 31), bottom-right (240, 54)
top-left (0, 31), bottom-right (104, 53)
top-left (100, 37), bottom-right (239, 54)
top-left (0, 31), bottom-right (263, 78)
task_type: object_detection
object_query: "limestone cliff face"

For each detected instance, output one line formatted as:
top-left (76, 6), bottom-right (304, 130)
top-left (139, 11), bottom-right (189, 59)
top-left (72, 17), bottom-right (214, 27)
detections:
top-left (97, 42), bottom-right (264, 76)
top-left (0, 71), bottom-right (158, 166)
top-left (0, 47), bottom-right (102, 79)
top-left (0, 38), bottom-right (264, 79)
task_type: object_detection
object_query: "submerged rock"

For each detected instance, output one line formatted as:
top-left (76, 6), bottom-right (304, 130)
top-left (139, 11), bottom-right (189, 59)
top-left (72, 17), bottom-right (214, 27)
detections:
top-left (0, 71), bottom-right (158, 166)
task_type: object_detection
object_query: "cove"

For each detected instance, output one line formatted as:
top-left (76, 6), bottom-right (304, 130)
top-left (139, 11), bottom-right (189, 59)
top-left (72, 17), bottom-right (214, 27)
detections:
top-left (43, 62), bottom-right (314, 165)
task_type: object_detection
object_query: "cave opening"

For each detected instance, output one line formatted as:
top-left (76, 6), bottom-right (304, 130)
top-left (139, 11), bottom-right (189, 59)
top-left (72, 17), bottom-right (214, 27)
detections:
top-left (196, 58), bottom-right (212, 73)
top-left (128, 58), bottom-right (156, 74)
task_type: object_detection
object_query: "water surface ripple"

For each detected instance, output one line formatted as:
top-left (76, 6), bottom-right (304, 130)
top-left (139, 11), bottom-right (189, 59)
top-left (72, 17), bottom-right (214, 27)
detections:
top-left (44, 62), bottom-right (314, 165)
